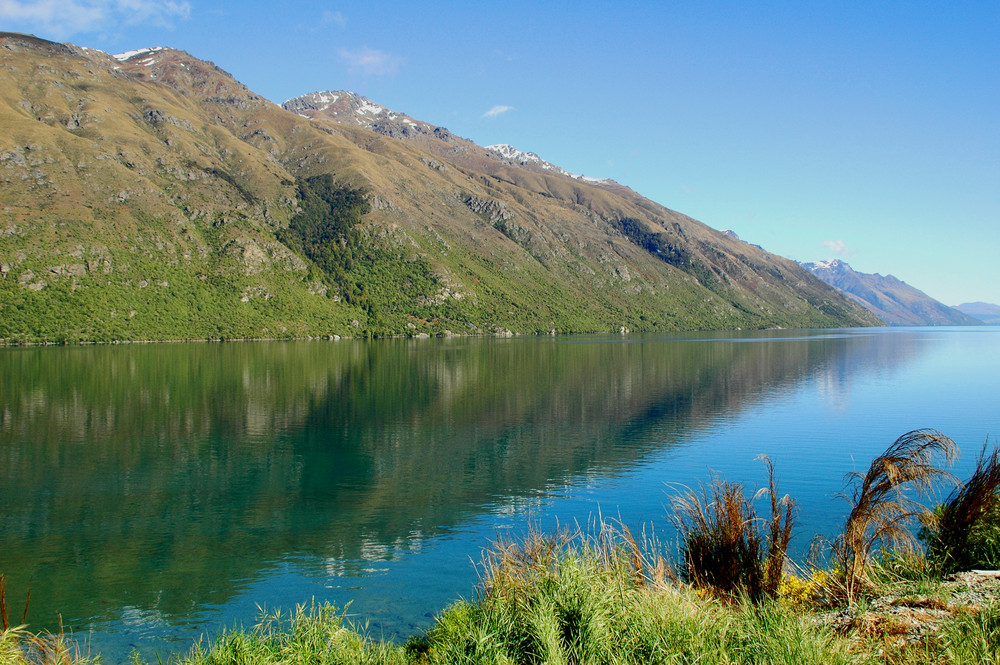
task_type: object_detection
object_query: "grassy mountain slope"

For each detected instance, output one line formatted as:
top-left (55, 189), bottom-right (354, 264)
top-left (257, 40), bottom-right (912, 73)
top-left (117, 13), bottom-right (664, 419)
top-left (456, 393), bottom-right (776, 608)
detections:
top-left (0, 35), bottom-right (361, 341)
top-left (0, 33), bottom-right (878, 343)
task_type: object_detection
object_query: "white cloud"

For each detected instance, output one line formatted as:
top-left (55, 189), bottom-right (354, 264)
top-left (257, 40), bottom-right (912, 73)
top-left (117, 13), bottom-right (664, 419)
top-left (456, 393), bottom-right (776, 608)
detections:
top-left (338, 47), bottom-right (402, 76)
top-left (482, 105), bottom-right (514, 119)
top-left (822, 239), bottom-right (856, 257)
top-left (0, 0), bottom-right (190, 38)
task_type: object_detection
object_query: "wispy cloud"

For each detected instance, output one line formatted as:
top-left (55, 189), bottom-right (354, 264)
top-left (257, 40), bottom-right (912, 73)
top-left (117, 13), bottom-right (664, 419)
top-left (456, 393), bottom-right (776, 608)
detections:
top-left (321, 10), bottom-right (345, 27)
top-left (338, 47), bottom-right (402, 76)
top-left (0, 0), bottom-right (190, 38)
top-left (482, 105), bottom-right (514, 119)
top-left (114, 0), bottom-right (189, 25)
top-left (822, 239), bottom-right (856, 257)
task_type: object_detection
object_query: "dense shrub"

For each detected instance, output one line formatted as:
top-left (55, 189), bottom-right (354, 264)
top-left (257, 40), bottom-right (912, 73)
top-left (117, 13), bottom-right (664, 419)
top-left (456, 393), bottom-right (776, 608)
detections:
top-left (275, 175), bottom-right (448, 334)
top-left (670, 456), bottom-right (793, 602)
top-left (923, 444), bottom-right (1000, 574)
top-left (276, 175), bottom-right (371, 304)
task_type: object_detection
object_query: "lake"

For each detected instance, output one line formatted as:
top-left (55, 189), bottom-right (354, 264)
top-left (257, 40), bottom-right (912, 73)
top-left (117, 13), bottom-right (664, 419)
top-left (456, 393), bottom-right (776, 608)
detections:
top-left (2, 327), bottom-right (999, 662)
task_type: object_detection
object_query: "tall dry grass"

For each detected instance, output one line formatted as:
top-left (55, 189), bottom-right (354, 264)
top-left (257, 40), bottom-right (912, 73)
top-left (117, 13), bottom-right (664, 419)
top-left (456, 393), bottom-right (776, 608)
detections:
top-left (0, 576), bottom-right (97, 665)
top-left (0, 627), bottom-right (95, 665)
top-left (833, 428), bottom-right (958, 600)
top-left (0, 576), bottom-right (30, 633)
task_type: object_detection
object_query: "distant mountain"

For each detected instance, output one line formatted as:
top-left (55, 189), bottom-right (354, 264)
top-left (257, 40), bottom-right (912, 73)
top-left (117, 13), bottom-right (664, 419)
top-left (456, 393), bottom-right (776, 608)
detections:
top-left (800, 260), bottom-right (980, 326)
top-left (955, 302), bottom-right (1000, 324)
top-left (0, 33), bottom-right (879, 343)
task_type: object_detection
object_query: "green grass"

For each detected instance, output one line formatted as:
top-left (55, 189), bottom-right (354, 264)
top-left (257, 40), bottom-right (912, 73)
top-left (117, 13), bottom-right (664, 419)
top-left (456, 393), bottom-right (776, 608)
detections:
top-left (398, 527), bottom-right (857, 665)
top-left (941, 603), bottom-right (1000, 665)
top-left (169, 604), bottom-right (406, 665)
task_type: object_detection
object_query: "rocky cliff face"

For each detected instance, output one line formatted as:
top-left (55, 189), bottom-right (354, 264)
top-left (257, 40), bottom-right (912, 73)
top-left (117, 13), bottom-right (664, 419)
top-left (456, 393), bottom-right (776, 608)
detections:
top-left (0, 32), bottom-right (879, 342)
top-left (800, 260), bottom-right (980, 326)
top-left (283, 91), bottom-right (441, 141)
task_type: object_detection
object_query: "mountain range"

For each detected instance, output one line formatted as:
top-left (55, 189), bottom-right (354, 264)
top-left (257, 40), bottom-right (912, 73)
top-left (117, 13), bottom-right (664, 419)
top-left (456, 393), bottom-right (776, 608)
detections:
top-left (954, 302), bottom-right (1000, 324)
top-left (0, 32), bottom-right (879, 343)
top-left (800, 259), bottom-right (980, 326)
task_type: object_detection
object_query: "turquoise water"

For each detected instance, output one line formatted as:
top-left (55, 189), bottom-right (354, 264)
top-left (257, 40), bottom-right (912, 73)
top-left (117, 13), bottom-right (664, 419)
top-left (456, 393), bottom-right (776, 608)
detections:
top-left (1, 327), bottom-right (998, 661)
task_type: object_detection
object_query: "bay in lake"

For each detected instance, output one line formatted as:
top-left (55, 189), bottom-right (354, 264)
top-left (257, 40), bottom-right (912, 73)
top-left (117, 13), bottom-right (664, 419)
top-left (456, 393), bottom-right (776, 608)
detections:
top-left (2, 327), bottom-right (999, 662)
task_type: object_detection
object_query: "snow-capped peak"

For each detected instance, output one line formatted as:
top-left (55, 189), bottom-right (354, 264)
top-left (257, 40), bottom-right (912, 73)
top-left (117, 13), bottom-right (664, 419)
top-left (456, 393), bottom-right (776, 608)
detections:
top-left (314, 92), bottom-right (340, 108)
top-left (282, 91), bottom-right (342, 113)
top-left (284, 90), bottom-right (390, 117)
top-left (487, 144), bottom-right (546, 165)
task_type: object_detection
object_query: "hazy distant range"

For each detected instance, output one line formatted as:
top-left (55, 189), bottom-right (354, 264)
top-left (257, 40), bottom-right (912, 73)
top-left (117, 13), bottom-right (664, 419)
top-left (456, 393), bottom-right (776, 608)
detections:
top-left (799, 259), bottom-right (995, 326)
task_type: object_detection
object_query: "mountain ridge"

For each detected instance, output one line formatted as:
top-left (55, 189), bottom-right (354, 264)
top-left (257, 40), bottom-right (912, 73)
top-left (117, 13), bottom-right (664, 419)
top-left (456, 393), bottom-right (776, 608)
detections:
top-left (0, 32), bottom-right (879, 343)
top-left (800, 259), bottom-right (979, 326)
top-left (955, 302), bottom-right (1000, 324)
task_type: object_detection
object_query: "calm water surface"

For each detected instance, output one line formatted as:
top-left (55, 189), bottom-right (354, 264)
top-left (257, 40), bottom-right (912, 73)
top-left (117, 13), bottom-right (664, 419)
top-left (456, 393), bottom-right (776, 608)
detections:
top-left (1, 327), bottom-right (999, 661)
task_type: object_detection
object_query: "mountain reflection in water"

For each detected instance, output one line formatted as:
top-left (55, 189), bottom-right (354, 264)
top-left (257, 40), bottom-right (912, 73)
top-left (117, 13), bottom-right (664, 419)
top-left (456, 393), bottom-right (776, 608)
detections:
top-left (3, 328), bottom-right (997, 661)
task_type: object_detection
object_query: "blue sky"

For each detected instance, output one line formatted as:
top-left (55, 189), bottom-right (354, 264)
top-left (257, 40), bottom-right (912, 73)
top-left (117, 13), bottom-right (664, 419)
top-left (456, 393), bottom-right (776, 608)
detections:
top-left (3, 1), bottom-right (998, 306)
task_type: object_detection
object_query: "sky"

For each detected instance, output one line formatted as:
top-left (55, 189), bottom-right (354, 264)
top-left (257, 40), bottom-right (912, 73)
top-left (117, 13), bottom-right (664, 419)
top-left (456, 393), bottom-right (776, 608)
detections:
top-left (3, 0), bottom-right (998, 306)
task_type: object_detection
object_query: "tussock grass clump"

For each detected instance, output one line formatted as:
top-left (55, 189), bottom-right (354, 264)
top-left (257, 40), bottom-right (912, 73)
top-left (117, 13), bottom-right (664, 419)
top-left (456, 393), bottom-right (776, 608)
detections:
top-left (0, 626), bottom-right (97, 665)
top-left (412, 528), bottom-right (635, 665)
top-left (833, 429), bottom-right (958, 600)
top-left (923, 444), bottom-right (1000, 574)
top-left (670, 455), bottom-right (794, 602)
top-left (0, 576), bottom-right (90, 665)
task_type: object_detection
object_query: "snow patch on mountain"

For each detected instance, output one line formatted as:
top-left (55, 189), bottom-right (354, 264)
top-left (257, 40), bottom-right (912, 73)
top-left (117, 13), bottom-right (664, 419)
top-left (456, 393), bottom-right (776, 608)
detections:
top-left (309, 92), bottom-right (341, 111)
top-left (113, 47), bottom-right (167, 62)
top-left (487, 144), bottom-right (546, 165)
top-left (283, 93), bottom-right (613, 186)
top-left (808, 259), bottom-right (845, 271)
top-left (357, 99), bottom-right (386, 116)
top-left (284, 91), bottom-right (430, 132)
top-left (486, 144), bottom-right (613, 185)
